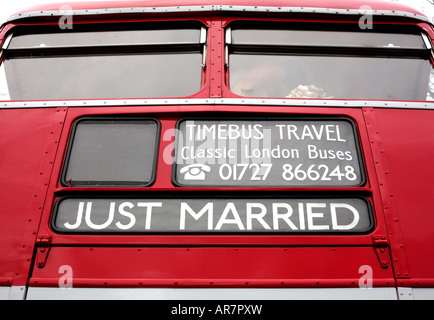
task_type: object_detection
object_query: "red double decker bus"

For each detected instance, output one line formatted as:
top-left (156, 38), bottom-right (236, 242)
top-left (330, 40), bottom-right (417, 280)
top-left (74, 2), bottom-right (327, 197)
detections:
top-left (0, 0), bottom-right (433, 300)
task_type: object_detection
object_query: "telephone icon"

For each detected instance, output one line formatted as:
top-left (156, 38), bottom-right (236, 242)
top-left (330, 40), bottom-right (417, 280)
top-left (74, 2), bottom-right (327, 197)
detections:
top-left (179, 164), bottom-right (211, 181)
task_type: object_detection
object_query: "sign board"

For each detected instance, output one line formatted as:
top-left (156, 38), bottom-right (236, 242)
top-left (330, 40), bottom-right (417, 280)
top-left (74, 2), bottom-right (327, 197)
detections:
top-left (53, 197), bottom-right (373, 234)
top-left (173, 119), bottom-right (365, 187)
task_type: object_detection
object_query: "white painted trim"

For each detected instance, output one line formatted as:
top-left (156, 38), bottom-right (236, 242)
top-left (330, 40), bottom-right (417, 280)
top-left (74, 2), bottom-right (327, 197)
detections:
top-left (397, 287), bottom-right (434, 300)
top-left (26, 287), bottom-right (398, 300)
top-left (0, 98), bottom-right (433, 110)
top-left (6, 6), bottom-right (429, 24)
top-left (0, 287), bottom-right (9, 300)
top-left (0, 286), bottom-right (27, 300)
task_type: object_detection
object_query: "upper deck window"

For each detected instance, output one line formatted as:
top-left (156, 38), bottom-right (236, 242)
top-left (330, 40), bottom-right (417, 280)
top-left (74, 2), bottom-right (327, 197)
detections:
top-left (0, 23), bottom-right (205, 100)
top-left (227, 23), bottom-right (434, 101)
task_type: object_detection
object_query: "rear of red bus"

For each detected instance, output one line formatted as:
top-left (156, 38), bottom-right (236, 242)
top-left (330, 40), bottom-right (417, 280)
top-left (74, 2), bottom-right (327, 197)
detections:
top-left (0, 0), bottom-right (433, 300)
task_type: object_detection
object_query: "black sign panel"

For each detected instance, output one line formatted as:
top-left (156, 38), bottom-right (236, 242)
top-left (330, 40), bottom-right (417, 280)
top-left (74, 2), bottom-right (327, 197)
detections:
top-left (52, 197), bottom-right (373, 234)
top-left (173, 119), bottom-right (365, 187)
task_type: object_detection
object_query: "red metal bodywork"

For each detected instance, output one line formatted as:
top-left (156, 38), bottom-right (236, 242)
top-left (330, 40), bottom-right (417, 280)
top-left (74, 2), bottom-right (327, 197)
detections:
top-left (0, 0), bottom-right (433, 297)
top-left (7, 0), bottom-right (424, 17)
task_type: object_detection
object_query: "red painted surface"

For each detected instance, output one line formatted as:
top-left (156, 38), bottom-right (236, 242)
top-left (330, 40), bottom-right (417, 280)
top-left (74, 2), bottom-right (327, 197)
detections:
top-left (9, 0), bottom-right (425, 18)
top-left (0, 108), bottom-right (66, 286)
top-left (0, 0), bottom-right (433, 295)
top-left (30, 246), bottom-right (393, 288)
top-left (372, 109), bottom-right (434, 287)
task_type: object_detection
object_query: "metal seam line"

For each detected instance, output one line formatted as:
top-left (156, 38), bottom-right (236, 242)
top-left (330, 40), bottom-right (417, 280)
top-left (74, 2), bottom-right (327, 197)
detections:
top-left (0, 99), bottom-right (433, 110)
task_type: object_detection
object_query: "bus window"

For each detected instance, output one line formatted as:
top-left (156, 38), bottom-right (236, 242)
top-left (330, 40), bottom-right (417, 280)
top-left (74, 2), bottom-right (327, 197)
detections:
top-left (227, 24), bottom-right (433, 100)
top-left (61, 118), bottom-right (160, 187)
top-left (0, 24), bottom-right (205, 100)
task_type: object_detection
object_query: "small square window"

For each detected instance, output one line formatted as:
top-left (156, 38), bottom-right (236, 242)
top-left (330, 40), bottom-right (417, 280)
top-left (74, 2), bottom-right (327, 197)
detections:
top-left (61, 118), bottom-right (159, 187)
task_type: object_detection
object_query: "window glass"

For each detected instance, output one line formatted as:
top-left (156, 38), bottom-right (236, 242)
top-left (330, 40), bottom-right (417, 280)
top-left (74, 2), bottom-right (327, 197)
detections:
top-left (232, 29), bottom-right (426, 49)
top-left (9, 29), bottom-right (200, 48)
top-left (62, 119), bottom-right (159, 187)
top-left (230, 54), bottom-right (432, 100)
top-left (3, 53), bottom-right (201, 99)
